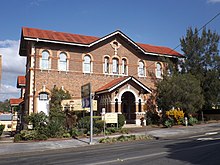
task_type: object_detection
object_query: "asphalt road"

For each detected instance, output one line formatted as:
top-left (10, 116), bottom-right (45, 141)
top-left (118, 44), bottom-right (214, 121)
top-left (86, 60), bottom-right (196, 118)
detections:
top-left (0, 134), bottom-right (220, 165)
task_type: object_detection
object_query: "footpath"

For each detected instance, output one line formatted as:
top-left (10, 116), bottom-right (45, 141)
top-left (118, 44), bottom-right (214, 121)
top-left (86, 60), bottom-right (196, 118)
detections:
top-left (0, 122), bottom-right (220, 156)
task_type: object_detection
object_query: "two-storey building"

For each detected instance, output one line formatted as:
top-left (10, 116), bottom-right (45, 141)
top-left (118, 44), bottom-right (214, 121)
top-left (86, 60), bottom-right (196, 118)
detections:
top-left (19, 27), bottom-right (183, 125)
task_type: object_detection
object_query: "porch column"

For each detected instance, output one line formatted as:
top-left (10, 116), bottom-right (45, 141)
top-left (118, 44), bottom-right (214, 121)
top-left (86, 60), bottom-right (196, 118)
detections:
top-left (118, 101), bottom-right (122, 113)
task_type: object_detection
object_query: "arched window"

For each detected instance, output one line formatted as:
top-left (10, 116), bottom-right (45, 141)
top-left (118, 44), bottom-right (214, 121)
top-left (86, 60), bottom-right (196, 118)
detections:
top-left (115, 98), bottom-right (118, 112)
top-left (112, 58), bottom-right (119, 74)
top-left (138, 60), bottom-right (145, 76)
top-left (41, 50), bottom-right (50, 70)
top-left (83, 55), bottom-right (91, 73)
top-left (38, 92), bottom-right (49, 116)
top-left (59, 52), bottom-right (67, 71)
top-left (104, 56), bottom-right (109, 74)
top-left (122, 58), bottom-right (127, 75)
top-left (138, 99), bottom-right (142, 112)
top-left (156, 63), bottom-right (162, 78)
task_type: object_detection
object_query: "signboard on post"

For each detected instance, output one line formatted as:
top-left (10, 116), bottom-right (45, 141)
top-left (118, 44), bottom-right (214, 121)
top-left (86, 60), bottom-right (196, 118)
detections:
top-left (81, 83), bottom-right (93, 144)
top-left (104, 113), bottom-right (118, 124)
top-left (81, 83), bottom-right (91, 108)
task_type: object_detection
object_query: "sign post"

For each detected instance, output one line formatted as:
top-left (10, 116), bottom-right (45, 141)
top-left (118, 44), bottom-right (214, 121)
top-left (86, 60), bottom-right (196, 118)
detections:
top-left (81, 83), bottom-right (93, 144)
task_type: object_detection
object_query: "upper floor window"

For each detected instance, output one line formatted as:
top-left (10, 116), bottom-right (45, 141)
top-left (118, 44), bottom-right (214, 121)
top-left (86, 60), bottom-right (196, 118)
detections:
top-left (41, 50), bottom-right (50, 70)
top-left (83, 55), bottom-right (91, 73)
top-left (121, 59), bottom-right (127, 75)
top-left (104, 56), bottom-right (109, 74)
top-left (59, 52), bottom-right (68, 71)
top-left (112, 58), bottom-right (119, 74)
top-left (138, 60), bottom-right (145, 76)
top-left (156, 62), bottom-right (162, 78)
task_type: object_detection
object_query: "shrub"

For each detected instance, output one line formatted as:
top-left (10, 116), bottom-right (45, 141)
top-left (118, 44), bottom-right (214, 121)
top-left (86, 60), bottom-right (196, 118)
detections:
top-left (145, 111), bottom-right (161, 125)
top-left (166, 109), bottom-right (184, 125)
top-left (0, 125), bottom-right (5, 136)
top-left (163, 118), bottom-right (174, 128)
top-left (14, 133), bottom-right (22, 142)
top-left (189, 117), bottom-right (198, 126)
top-left (118, 114), bottom-right (125, 128)
top-left (20, 130), bottom-right (38, 140)
top-left (62, 132), bottom-right (71, 138)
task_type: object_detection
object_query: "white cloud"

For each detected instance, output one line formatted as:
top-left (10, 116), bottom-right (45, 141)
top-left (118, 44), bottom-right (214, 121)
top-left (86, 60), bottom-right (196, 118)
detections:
top-left (207, 0), bottom-right (220, 3)
top-left (0, 84), bottom-right (20, 101)
top-left (0, 40), bottom-right (26, 101)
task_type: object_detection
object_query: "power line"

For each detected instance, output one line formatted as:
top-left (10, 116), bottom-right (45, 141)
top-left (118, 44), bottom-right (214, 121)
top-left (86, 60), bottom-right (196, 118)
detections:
top-left (171, 11), bottom-right (220, 53)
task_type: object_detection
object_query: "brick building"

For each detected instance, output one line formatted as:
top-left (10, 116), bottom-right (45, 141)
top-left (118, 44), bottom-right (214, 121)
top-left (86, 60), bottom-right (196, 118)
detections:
top-left (19, 27), bottom-right (183, 125)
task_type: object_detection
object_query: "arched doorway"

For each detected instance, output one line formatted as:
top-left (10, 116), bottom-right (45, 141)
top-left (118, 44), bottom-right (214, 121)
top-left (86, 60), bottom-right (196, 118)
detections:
top-left (121, 91), bottom-right (136, 123)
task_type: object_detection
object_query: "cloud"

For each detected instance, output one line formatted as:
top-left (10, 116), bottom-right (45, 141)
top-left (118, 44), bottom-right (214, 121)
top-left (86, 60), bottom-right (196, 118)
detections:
top-left (0, 84), bottom-right (20, 101)
top-left (0, 40), bottom-right (26, 101)
top-left (207, 0), bottom-right (220, 3)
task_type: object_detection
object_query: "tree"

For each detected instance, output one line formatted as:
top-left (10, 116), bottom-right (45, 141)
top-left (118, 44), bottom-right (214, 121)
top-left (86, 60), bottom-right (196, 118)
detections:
top-left (156, 73), bottom-right (204, 114)
top-left (49, 87), bottom-right (72, 136)
top-left (0, 99), bottom-right (10, 112)
top-left (180, 27), bottom-right (220, 110)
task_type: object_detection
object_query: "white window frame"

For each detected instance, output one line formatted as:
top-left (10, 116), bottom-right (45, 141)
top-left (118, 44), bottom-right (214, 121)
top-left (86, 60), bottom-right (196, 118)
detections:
top-left (104, 56), bottom-right (110, 74)
top-left (41, 50), bottom-right (50, 70)
top-left (112, 58), bottom-right (119, 74)
top-left (138, 60), bottom-right (145, 77)
top-left (121, 58), bottom-right (127, 75)
top-left (59, 52), bottom-right (68, 71)
top-left (83, 55), bottom-right (92, 73)
top-left (156, 62), bottom-right (162, 78)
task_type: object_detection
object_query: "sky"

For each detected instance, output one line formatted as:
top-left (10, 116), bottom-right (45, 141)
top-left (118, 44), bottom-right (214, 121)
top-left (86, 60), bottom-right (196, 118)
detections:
top-left (0, 0), bottom-right (220, 101)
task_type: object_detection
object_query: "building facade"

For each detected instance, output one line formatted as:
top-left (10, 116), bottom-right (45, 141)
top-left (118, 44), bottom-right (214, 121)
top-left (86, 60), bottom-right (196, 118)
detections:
top-left (19, 27), bottom-right (183, 125)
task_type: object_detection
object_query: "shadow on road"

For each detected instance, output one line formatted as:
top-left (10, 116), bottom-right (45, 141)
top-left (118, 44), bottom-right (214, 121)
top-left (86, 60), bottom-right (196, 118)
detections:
top-left (164, 138), bottom-right (220, 165)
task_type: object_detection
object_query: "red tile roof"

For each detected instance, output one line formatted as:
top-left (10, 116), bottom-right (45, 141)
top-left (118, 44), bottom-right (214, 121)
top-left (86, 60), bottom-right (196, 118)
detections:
top-left (9, 98), bottom-right (23, 106)
top-left (17, 76), bottom-right (25, 88)
top-left (137, 43), bottom-right (182, 57)
top-left (22, 27), bottom-right (183, 57)
top-left (96, 76), bottom-right (129, 92)
top-left (23, 27), bottom-right (99, 44)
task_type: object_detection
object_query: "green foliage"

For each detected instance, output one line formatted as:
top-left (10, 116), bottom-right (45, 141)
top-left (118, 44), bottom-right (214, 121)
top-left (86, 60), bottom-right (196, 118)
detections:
top-left (0, 125), bottom-right (5, 136)
top-left (14, 133), bottom-right (22, 142)
top-left (157, 73), bottom-right (204, 114)
top-left (99, 135), bottom-right (153, 143)
top-left (163, 118), bottom-right (174, 128)
top-left (145, 110), bottom-right (161, 125)
top-left (0, 99), bottom-right (10, 112)
top-left (188, 117), bottom-right (198, 126)
top-left (118, 114), bottom-right (125, 128)
top-left (180, 27), bottom-right (220, 110)
top-left (27, 111), bottom-right (48, 129)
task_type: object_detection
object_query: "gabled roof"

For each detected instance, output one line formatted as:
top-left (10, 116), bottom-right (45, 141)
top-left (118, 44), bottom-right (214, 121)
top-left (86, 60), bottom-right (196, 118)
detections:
top-left (17, 76), bottom-right (25, 88)
top-left (96, 76), bottom-right (152, 94)
top-left (20, 27), bottom-right (183, 58)
top-left (9, 98), bottom-right (23, 106)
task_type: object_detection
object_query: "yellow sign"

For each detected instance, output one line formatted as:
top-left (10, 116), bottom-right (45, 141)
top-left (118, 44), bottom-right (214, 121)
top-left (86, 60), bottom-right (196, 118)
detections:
top-left (104, 113), bottom-right (118, 124)
top-left (61, 99), bottom-right (97, 111)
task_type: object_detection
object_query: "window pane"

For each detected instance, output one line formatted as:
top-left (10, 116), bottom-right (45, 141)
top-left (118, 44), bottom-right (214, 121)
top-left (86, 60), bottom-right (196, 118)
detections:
top-left (122, 59), bottom-right (127, 74)
top-left (156, 63), bottom-right (162, 78)
top-left (139, 61), bottom-right (144, 76)
top-left (41, 51), bottom-right (49, 69)
top-left (59, 53), bottom-right (67, 71)
top-left (112, 58), bottom-right (119, 74)
top-left (104, 57), bottom-right (109, 73)
top-left (84, 55), bottom-right (91, 73)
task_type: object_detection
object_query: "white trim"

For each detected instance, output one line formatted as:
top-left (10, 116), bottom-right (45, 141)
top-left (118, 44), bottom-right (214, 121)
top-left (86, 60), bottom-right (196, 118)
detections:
top-left (24, 30), bottom-right (182, 59)
top-left (96, 76), bottom-right (152, 94)
top-left (109, 77), bottom-right (132, 92)
top-left (131, 77), bottom-right (152, 93)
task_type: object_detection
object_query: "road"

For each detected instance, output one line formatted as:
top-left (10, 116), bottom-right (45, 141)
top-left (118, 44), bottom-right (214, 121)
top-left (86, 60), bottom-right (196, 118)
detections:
top-left (0, 133), bottom-right (220, 165)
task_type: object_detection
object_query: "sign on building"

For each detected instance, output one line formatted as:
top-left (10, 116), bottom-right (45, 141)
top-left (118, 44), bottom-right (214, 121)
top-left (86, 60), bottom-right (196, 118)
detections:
top-left (61, 99), bottom-right (97, 111)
